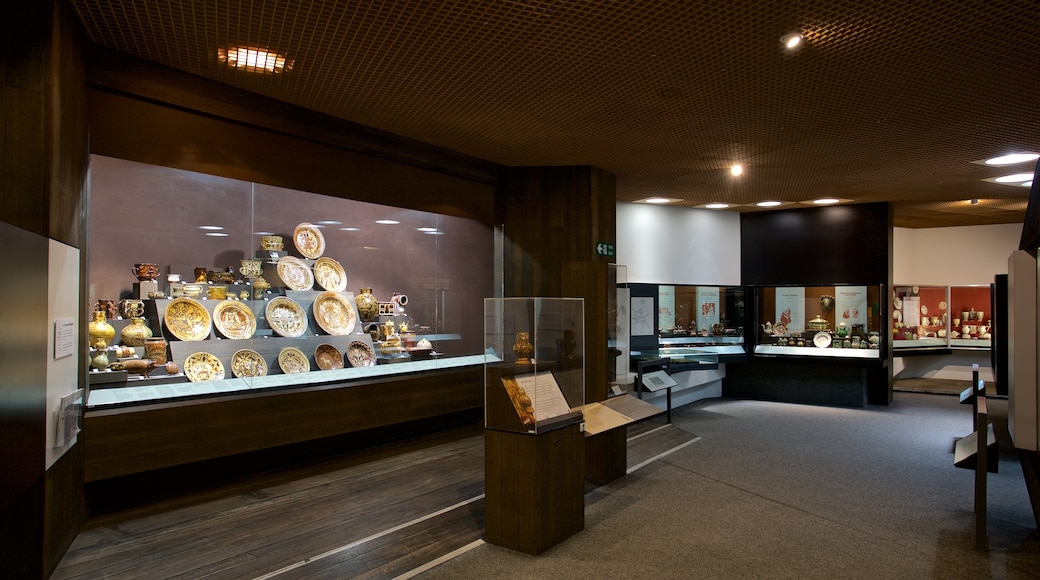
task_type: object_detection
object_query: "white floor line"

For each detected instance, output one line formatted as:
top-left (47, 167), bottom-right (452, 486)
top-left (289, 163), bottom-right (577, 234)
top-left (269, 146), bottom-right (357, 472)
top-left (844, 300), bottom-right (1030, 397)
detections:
top-left (393, 539), bottom-right (486, 579)
top-left (252, 494), bottom-right (486, 580)
top-left (627, 436), bottom-right (702, 474)
top-left (626, 423), bottom-right (671, 442)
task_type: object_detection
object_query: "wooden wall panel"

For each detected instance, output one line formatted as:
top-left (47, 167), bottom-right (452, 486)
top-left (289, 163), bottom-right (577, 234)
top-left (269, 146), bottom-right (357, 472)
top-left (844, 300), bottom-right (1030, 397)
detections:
top-left (84, 367), bottom-right (483, 481)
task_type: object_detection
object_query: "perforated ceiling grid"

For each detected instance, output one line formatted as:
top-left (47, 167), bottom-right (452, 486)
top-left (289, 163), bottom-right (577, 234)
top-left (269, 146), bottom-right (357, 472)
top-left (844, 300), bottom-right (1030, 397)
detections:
top-left (68, 0), bottom-right (1040, 228)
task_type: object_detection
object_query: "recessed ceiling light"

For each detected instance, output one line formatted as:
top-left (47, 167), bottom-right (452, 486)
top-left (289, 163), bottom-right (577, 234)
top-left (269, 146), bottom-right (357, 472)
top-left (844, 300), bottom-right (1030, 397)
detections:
top-left (984, 153), bottom-right (1039, 166)
top-left (199, 225), bottom-right (224, 230)
top-left (995, 173), bottom-right (1034, 183)
top-left (781, 33), bottom-right (803, 49)
top-left (757, 201), bottom-right (782, 207)
top-left (340, 227), bottom-right (360, 231)
top-left (424, 231), bottom-right (445, 235)
top-left (813, 198), bottom-right (840, 205)
top-left (417, 227), bottom-right (439, 232)
top-left (254, 231), bottom-right (274, 236)
top-left (704, 203), bottom-right (730, 209)
top-left (317, 220), bottom-right (341, 225)
top-left (217, 46), bottom-right (293, 73)
top-left (730, 164), bottom-right (743, 176)
top-left (643, 197), bottom-right (672, 204)
top-left (375, 219), bottom-right (400, 225)
top-left (205, 232), bottom-right (229, 237)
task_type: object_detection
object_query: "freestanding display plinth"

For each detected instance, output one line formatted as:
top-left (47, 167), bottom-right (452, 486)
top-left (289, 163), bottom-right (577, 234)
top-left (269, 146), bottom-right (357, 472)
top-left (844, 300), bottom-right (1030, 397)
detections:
top-left (484, 419), bottom-right (585, 555)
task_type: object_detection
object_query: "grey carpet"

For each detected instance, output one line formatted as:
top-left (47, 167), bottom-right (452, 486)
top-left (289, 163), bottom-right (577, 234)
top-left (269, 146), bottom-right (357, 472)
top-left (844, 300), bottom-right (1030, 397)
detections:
top-left (420, 392), bottom-right (1040, 579)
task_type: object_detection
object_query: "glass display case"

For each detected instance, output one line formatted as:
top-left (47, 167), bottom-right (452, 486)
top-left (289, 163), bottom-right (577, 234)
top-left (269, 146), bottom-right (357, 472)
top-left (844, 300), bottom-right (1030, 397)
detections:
top-left (484, 298), bottom-right (585, 434)
top-left (892, 285), bottom-right (950, 350)
top-left (85, 155), bottom-right (493, 408)
top-left (655, 284), bottom-right (746, 355)
top-left (753, 284), bottom-right (884, 359)
top-left (630, 347), bottom-right (719, 371)
top-left (949, 285), bottom-right (993, 349)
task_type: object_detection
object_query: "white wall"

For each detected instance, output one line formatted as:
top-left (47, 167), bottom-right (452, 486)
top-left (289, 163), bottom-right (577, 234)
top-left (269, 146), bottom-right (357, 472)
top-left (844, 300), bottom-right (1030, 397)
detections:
top-left (894, 223), bottom-right (1021, 285)
top-left (616, 202), bottom-right (741, 285)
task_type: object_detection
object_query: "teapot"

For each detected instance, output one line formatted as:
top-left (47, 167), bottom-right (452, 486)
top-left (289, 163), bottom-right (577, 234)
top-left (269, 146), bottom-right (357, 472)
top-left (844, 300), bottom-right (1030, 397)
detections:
top-left (762, 321), bottom-right (773, 334)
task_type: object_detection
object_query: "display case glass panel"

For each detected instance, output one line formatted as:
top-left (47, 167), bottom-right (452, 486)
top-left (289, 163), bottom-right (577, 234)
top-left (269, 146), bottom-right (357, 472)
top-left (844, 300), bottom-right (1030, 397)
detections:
top-left (754, 285), bottom-right (883, 359)
top-left (609, 265), bottom-right (630, 388)
top-left (892, 285), bottom-right (950, 349)
top-left (85, 155), bottom-right (493, 408)
top-left (484, 298), bottom-right (585, 434)
top-left (656, 285), bottom-right (746, 355)
top-left (949, 285), bottom-right (993, 348)
top-left (630, 347), bottom-right (719, 370)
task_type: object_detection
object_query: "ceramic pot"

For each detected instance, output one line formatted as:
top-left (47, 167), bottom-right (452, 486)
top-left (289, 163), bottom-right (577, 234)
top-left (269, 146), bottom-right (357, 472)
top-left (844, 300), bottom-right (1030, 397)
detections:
top-left (88, 310), bottom-right (116, 349)
top-left (253, 276), bottom-right (271, 299)
top-left (207, 285), bottom-right (228, 300)
top-left (145, 337), bottom-right (168, 364)
top-left (90, 350), bottom-right (110, 371)
top-left (513, 331), bottom-right (534, 365)
top-left (121, 317), bottom-right (153, 346)
top-left (240, 259), bottom-right (263, 279)
top-left (132, 263), bottom-right (160, 281)
top-left (120, 298), bottom-right (145, 319)
top-left (260, 235), bottom-right (284, 251)
top-left (355, 288), bottom-right (379, 323)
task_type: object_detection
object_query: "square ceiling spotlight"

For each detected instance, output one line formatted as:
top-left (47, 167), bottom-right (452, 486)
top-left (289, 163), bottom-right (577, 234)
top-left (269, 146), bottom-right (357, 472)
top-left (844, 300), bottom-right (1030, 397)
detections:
top-left (218, 46), bottom-right (293, 73)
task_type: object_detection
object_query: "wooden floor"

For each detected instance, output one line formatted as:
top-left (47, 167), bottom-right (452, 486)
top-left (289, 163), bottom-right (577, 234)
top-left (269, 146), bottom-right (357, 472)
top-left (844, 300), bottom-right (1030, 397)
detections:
top-left (54, 417), bottom-right (697, 579)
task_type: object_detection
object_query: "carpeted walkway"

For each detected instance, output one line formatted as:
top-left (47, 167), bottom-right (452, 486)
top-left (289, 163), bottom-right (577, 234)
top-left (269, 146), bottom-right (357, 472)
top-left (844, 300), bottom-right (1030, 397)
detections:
top-left (420, 392), bottom-right (1040, 579)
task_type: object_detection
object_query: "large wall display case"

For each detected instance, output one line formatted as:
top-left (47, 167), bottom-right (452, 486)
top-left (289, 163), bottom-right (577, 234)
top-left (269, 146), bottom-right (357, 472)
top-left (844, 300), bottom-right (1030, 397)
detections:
top-left (85, 155), bottom-right (493, 409)
top-left (754, 285), bottom-right (884, 359)
top-left (629, 283), bottom-right (747, 357)
top-left (891, 285), bottom-right (992, 351)
top-left (82, 155), bottom-right (493, 482)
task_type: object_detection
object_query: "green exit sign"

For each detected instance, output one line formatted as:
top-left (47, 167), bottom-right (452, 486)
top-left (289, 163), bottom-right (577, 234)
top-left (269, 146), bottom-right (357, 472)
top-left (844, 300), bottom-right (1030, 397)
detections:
top-left (596, 242), bottom-right (614, 257)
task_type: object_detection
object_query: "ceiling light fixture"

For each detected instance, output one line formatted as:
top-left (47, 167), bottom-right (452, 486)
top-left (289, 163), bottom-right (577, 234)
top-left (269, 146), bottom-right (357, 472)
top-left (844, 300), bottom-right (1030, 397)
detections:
top-left (198, 225), bottom-right (224, 230)
top-left (757, 201), bottom-right (782, 207)
top-left (205, 232), bottom-right (229, 237)
top-left (375, 219), bottom-right (400, 225)
top-left (994, 173), bottom-right (1034, 183)
top-left (417, 227), bottom-right (439, 232)
top-left (340, 227), bottom-right (360, 231)
top-left (781, 33), bottom-right (803, 49)
top-left (643, 197), bottom-right (672, 204)
top-left (1025, 181), bottom-right (1034, 187)
top-left (813, 198), bottom-right (840, 205)
top-left (730, 164), bottom-right (743, 176)
top-left (984, 153), bottom-right (1039, 166)
top-left (704, 203), bottom-right (730, 209)
top-left (317, 220), bottom-right (342, 225)
top-left (218, 45), bottom-right (293, 73)
top-left (970, 199), bottom-right (979, 205)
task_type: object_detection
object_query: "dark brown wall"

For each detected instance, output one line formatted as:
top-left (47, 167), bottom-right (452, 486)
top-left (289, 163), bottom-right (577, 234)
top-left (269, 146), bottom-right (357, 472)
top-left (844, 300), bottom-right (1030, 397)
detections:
top-left (1, 0), bottom-right (89, 576)
top-left (498, 166), bottom-right (616, 402)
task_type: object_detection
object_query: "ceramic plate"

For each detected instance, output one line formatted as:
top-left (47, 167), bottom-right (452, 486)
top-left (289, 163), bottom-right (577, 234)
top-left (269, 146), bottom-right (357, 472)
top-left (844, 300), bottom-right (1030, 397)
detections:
top-left (184, 352), bottom-right (225, 382)
top-left (278, 346), bottom-right (311, 374)
top-left (276, 256), bottom-right (314, 291)
top-left (231, 349), bottom-right (268, 378)
top-left (265, 296), bottom-right (309, 337)
top-left (893, 297), bottom-right (903, 310)
top-left (293, 222), bottom-right (326, 259)
top-left (920, 305), bottom-right (928, 315)
top-left (813, 332), bottom-right (832, 348)
top-left (163, 297), bottom-right (212, 341)
top-left (893, 310), bottom-right (902, 322)
top-left (313, 291), bottom-right (357, 335)
top-left (213, 300), bottom-right (257, 339)
top-left (314, 344), bottom-right (344, 370)
top-left (346, 340), bottom-right (376, 368)
top-left (314, 256), bottom-right (347, 292)
top-left (772, 322), bottom-right (787, 336)
top-left (938, 301), bottom-right (948, 310)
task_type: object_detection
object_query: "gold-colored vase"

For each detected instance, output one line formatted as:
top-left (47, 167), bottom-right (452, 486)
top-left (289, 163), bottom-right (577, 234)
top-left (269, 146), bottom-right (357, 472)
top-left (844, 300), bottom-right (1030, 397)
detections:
top-left (88, 309), bottom-right (115, 349)
top-left (120, 317), bottom-right (153, 346)
top-left (356, 288), bottom-right (379, 323)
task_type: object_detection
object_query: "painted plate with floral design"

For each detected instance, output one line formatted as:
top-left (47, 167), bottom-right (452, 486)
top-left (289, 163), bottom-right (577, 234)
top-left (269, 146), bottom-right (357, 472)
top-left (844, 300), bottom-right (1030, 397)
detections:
top-left (314, 256), bottom-right (347, 292)
top-left (293, 222), bottom-right (325, 259)
top-left (163, 297), bottom-right (212, 341)
top-left (184, 352), bottom-right (225, 382)
top-left (346, 340), bottom-right (376, 368)
top-left (231, 349), bottom-right (268, 378)
top-left (278, 346), bottom-right (311, 374)
top-left (313, 291), bottom-right (357, 336)
top-left (213, 300), bottom-right (257, 339)
top-left (276, 256), bottom-right (314, 291)
top-left (265, 296), bottom-right (309, 338)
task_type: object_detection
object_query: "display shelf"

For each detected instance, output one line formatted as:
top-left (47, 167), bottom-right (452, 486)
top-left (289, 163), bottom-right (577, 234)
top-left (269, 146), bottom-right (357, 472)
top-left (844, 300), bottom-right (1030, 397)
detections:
top-left (754, 344), bottom-right (881, 359)
top-left (631, 347), bottom-right (719, 370)
top-left (88, 353), bottom-right (494, 408)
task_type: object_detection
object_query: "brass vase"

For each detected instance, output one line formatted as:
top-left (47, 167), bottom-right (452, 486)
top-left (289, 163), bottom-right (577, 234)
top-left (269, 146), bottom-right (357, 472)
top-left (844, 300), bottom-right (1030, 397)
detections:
top-left (513, 332), bottom-right (533, 365)
top-left (355, 288), bottom-right (379, 323)
top-left (120, 317), bottom-right (153, 347)
top-left (88, 309), bottom-right (115, 349)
